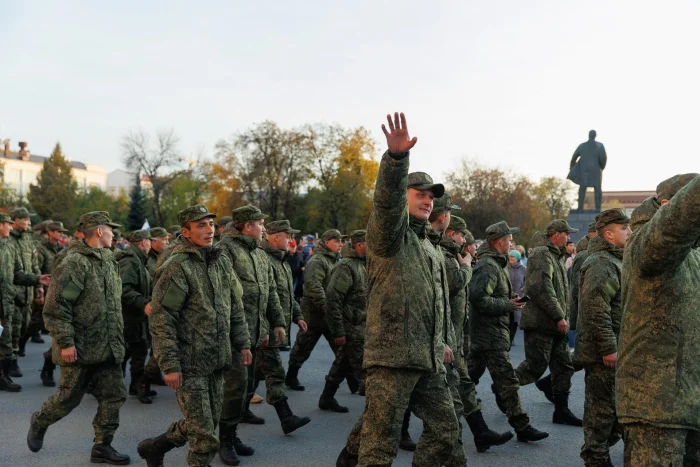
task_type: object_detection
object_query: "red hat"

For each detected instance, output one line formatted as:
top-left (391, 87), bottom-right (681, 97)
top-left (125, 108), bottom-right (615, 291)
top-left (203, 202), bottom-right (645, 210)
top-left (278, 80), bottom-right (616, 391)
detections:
top-left (289, 240), bottom-right (297, 248)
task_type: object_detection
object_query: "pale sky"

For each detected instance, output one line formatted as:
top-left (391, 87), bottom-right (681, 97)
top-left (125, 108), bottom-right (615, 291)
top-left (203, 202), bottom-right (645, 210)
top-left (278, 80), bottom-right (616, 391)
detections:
top-left (3, 1), bottom-right (699, 191)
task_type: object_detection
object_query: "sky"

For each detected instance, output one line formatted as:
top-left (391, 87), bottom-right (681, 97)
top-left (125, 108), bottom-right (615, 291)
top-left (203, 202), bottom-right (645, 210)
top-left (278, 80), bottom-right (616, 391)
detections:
top-left (2, 1), bottom-right (700, 191)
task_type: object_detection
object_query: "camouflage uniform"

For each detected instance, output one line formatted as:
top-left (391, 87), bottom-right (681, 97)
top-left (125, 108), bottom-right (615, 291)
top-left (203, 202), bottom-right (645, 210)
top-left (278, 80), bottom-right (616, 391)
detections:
top-left (617, 174), bottom-right (700, 465)
top-left (144, 226), bottom-right (169, 382)
top-left (32, 212), bottom-right (127, 446)
top-left (146, 206), bottom-right (250, 467)
top-left (568, 227), bottom-right (594, 332)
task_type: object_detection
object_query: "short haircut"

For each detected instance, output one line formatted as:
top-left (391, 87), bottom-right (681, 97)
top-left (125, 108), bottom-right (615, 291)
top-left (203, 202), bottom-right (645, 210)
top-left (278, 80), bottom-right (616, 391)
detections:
top-left (83, 225), bottom-right (100, 238)
top-left (428, 211), bottom-right (444, 223)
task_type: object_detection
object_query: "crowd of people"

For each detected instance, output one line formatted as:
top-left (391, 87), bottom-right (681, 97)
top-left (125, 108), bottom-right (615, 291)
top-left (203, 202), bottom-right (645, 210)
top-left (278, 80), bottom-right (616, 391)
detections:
top-left (1, 112), bottom-right (698, 467)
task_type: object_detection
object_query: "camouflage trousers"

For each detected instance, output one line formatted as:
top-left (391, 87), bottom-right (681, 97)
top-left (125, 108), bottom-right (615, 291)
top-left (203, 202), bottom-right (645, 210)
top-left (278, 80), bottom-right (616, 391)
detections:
top-left (33, 361), bottom-right (126, 443)
top-left (468, 350), bottom-right (530, 431)
top-left (288, 318), bottom-right (338, 369)
top-left (0, 313), bottom-right (14, 360)
top-left (623, 423), bottom-right (700, 466)
top-left (253, 347), bottom-right (287, 405)
top-left (454, 352), bottom-right (482, 419)
top-left (12, 303), bottom-right (31, 356)
top-left (221, 348), bottom-right (257, 428)
top-left (346, 366), bottom-right (459, 466)
top-left (445, 364), bottom-right (468, 467)
top-left (515, 331), bottom-right (574, 395)
top-left (166, 370), bottom-right (224, 467)
top-left (581, 363), bottom-right (622, 466)
top-left (326, 339), bottom-right (365, 388)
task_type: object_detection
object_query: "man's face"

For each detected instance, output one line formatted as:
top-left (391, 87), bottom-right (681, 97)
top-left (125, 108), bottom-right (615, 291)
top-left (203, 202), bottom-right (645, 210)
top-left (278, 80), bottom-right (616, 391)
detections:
top-left (13, 217), bottom-right (30, 231)
top-left (151, 236), bottom-right (169, 253)
top-left (96, 226), bottom-right (114, 249)
top-left (325, 238), bottom-right (343, 253)
top-left (605, 223), bottom-right (630, 248)
top-left (0, 222), bottom-right (13, 237)
top-left (288, 244), bottom-right (297, 254)
top-left (244, 219), bottom-right (266, 241)
top-left (75, 231), bottom-right (85, 240)
top-left (551, 231), bottom-right (570, 248)
top-left (136, 239), bottom-right (151, 255)
top-left (566, 243), bottom-right (575, 255)
top-left (447, 229), bottom-right (466, 246)
top-left (268, 232), bottom-right (291, 251)
top-left (182, 218), bottom-right (215, 247)
top-left (354, 241), bottom-right (368, 257)
top-left (493, 234), bottom-right (512, 255)
top-left (48, 230), bottom-right (62, 243)
top-left (217, 225), bottom-right (225, 235)
top-left (407, 188), bottom-right (434, 221)
top-left (466, 243), bottom-right (477, 257)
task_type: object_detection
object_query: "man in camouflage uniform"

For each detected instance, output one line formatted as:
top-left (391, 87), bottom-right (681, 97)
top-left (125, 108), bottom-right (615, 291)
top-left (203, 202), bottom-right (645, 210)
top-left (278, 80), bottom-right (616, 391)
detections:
top-left (137, 205), bottom-right (252, 467)
top-left (285, 228), bottom-right (343, 391)
top-left (0, 213), bottom-right (48, 392)
top-left (515, 220), bottom-right (582, 427)
top-left (258, 219), bottom-right (312, 434)
top-left (215, 205), bottom-right (286, 465)
top-left (144, 226), bottom-right (170, 387)
top-left (52, 226), bottom-right (85, 271)
top-left (27, 211), bottom-right (130, 465)
top-left (574, 209), bottom-right (629, 467)
top-left (214, 216), bottom-right (232, 245)
top-left (617, 174), bottom-right (700, 465)
top-left (337, 113), bottom-right (459, 467)
top-left (117, 230), bottom-right (155, 404)
top-left (468, 221), bottom-right (549, 443)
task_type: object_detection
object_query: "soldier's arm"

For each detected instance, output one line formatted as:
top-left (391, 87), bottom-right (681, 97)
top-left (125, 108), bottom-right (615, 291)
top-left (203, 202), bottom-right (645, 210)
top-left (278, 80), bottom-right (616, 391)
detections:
top-left (31, 244), bottom-right (41, 275)
top-left (150, 262), bottom-right (188, 375)
top-left (265, 266), bottom-right (285, 329)
top-left (568, 256), bottom-right (584, 330)
top-left (525, 252), bottom-right (566, 322)
top-left (445, 257), bottom-right (470, 297)
top-left (303, 259), bottom-right (328, 308)
top-left (13, 253), bottom-right (40, 287)
top-left (325, 264), bottom-right (352, 338)
top-left (469, 265), bottom-right (512, 316)
top-left (228, 269), bottom-right (251, 352)
top-left (119, 257), bottom-right (149, 315)
top-left (579, 260), bottom-right (618, 357)
top-left (43, 259), bottom-right (84, 351)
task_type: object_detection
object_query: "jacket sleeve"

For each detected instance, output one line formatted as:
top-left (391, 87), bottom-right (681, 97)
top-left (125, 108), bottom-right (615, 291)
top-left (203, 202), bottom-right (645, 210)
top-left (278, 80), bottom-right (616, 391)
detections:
top-left (568, 255), bottom-right (584, 330)
top-left (446, 257), bottom-right (470, 297)
top-left (291, 294), bottom-right (302, 324)
top-left (149, 262), bottom-right (188, 375)
top-left (228, 270), bottom-right (251, 352)
top-left (579, 259), bottom-right (619, 357)
top-left (43, 258), bottom-right (84, 350)
top-left (526, 252), bottom-right (566, 323)
top-left (13, 253), bottom-right (41, 287)
top-left (325, 264), bottom-right (352, 338)
top-left (265, 266), bottom-right (285, 329)
top-left (366, 151), bottom-right (410, 258)
top-left (303, 258), bottom-right (328, 308)
top-left (470, 264), bottom-right (512, 316)
top-left (119, 256), bottom-right (149, 314)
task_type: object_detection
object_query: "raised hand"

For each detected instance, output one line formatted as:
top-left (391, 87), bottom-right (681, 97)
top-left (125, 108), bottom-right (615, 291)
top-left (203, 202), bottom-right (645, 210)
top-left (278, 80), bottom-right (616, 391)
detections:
top-left (381, 112), bottom-right (418, 155)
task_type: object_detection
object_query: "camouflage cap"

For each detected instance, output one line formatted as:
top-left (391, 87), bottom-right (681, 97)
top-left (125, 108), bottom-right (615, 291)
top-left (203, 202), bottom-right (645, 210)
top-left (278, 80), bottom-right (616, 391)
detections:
top-left (266, 220), bottom-right (300, 235)
top-left (349, 229), bottom-right (366, 245)
top-left (10, 207), bottom-right (31, 220)
top-left (432, 192), bottom-right (461, 214)
top-left (485, 221), bottom-right (520, 241)
top-left (177, 205), bottom-right (216, 226)
top-left (33, 220), bottom-right (52, 232)
top-left (47, 221), bottom-right (69, 233)
top-left (545, 219), bottom-right (578, 236)
top-left (588, 221), bottom-right (597, 233)
top-left (112, 229), bottom-right (123, 241)
top-left (656, 173), bottom-right (699, 201)
top-left (231, 205), bottom-right (268, 226)
top-left (321, 229), bottom-right (343, 242)
top-left (407, 172), bottom-right (445, 198)
top-left (447, 215), bottom-right (468, 235)
top-left (128, 229), bottom-right (154, 243)
top-left (80, 211), bottom-right (121, 229)
top-left (216, 216), bottom-right (232, 227)
top-left (594, 208), bottom-right (630, 230)
top-left (149, 227), bottom-right (169, 238)
top-left (167, 225), bottom-right (181, 235)
top-left (463, 229), bottom-right (476, 245)
top-left (0, 212), bottom-right (12, 223)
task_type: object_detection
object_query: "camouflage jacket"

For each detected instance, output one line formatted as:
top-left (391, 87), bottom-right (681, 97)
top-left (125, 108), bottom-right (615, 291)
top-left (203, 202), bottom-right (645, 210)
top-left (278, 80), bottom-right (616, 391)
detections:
top-left (216, 228), bottom-right (284, 349)
top-left (325, 247), bottom-right (367, 341)
top-left (569, 235), bottom-right (591, 331)
top-left (0, 238), bottom-right (41, 320)
top-left (469, 242), bottom-right (513, 352)
top-left (9, 229), bottom-right (40, 306)
top-left (429, 229), bottom-right (456, 349)
top-left (36, 237), bottom-right (61, 275)
top-left (43, 241), bottom-right (124, 366)
top-left (440, 236), bottom-right (472, 358)
top-left (519, 233), bottom-right (569, 334)
top-left (573, 236), bottom-right (623, 364)
top-left (155, 235), bottom-right (183, 271)
top-left (116, 246), bottom-right (152, 342)
top-left (52, 239), bottom-right (81, 271)
top-left (364, 151), bottom-right (449, 373)
top-left (146, 248), bottom-right (159, 278)
top-left (150, 240), bottom-right (250, 376)
top-left (261, 243), bottom-right (302, 347)
top-left (618, 183), bottom-right (700, 429)
top-left (301, 242), bottom-right (339, 319)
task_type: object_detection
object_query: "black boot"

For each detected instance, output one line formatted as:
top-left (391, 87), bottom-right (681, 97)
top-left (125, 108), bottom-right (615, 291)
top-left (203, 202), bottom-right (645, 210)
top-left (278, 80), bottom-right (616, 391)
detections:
top-left (137, 374), bottom-right (153, 404)
top-left (27, 413), bottom-right (48, 452)
top-left (137, 433), bottom-right (175, 467)
top-left (516, 425), bottom-right (549, 442)
top-left (346, 373), bottom-right (360, 394)
top-left (18, 339), bottom-right (26, 357)
top-left (218, 425), bottom-right (240, 466)
top-left (319, 381), bottom-right (349, 413)
top-left (90, 440), bottom-right (131, 465)
top-left (535, 374), bottom-right (555, 403)
top-left (8, 357), bottom-right (23, 377)
top-left (358, 380), bottom-right (365, 396)
top-left (285, 364), bottom-right (305, 391)
top-left (274, 399), bottom-right (311, 434)
top-left (40, 355), bottom-right (56, 387)
top-left (232, 424), bottom-right (255, 456)
top-left (31, 332), bottom-right (45, 344)
top-left (491, 383), bottom-right (506, 414)
top-left (0, 359), bottom-right (22, 392)
top-left (552, 392), bottom-right (583, 427)
top-left (466, 410), bottom-right (514, 452)
top-left (399, 410), bottom-right (416, 451)
top-left (241, 408), bottom-right (265, 425)
top-left (336, 446), bottom-right (358, 467)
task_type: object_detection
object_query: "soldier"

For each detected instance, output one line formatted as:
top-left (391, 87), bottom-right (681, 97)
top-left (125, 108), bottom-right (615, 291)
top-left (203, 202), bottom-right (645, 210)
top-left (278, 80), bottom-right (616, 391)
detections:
top-left (52, 225), bottom-right (84, 271)
top-left (285, 228), bottom-right (343, 391)
top-left (0, 213), bottom-right (49, 392)
top-left (110, 229), bottom-right (123, 251)
top-left (515, 220), bottom-right (582, 427)
top-left (617, 174), bottom-right (700, 465)
top-left (337, 112), bottom-right (459, 467)
top-left (117, 230), bottom-right (155, 404)
top-left (468, 221), bottom-right (548, 443)
top-left (258, 219), bottom-right (312, 434)
top-left (214, 216), bottom-right (232, 244)
top-left (27, 211), bottom-right (130, 464)
top-left (137, 205), bottom-right (252, 467)
top-left (574, 209), bottom-right (629, 467)
top-left (215, 205), bottom-right (286, 466)
top-left (144, 226), bottom-right (170, 387)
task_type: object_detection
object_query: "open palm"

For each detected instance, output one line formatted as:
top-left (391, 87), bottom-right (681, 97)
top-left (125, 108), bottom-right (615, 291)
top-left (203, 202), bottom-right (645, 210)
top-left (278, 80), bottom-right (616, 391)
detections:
top-left (382, 112), bottom-right (418, 154)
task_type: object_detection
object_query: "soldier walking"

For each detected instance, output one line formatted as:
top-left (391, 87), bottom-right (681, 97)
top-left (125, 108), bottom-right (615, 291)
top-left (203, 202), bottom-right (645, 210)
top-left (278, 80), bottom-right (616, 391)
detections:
top-left (144, 226), bottom-right (170, 387)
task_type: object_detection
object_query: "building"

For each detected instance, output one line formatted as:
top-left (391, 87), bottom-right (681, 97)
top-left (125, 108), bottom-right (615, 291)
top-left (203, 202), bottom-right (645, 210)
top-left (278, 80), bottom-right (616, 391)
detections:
top-left (106, 169), bottom-right (152, 196)
top-left (601, 190), bottom-right (656, 216)
top-left (1, 141), bottom-right (107, 198)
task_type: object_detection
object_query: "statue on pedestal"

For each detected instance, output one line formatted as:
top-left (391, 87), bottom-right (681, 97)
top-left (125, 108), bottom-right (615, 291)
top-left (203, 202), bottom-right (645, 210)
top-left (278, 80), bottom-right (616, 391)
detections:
top-left (568, 130), bottom-right (607, 212)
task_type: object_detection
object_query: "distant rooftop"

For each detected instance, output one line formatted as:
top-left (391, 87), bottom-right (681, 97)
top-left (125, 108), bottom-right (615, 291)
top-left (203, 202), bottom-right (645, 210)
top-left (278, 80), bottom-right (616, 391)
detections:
top-left (2, 150), bottom-right (88, 170)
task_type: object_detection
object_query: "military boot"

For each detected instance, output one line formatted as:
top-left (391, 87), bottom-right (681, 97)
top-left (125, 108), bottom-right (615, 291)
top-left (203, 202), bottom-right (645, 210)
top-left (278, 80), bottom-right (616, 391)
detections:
top-left (399, 410), bottom-right (416, 451)
top-left (27, 413), bottom-right (48, 452)
top-left (40, 354), bottom-right (56, 387)
top-left (8, 357), bottom-right (23, 377)
top-left (336, 446), bottom-right (358, 467)
top-left (31, 332), bottom-right (45, 344)
top-left (319, 381), bottom-right (349, 413)
top-left (285, 364), bottom-right (305, 391)
top-left (218, 425), bottom-right (240, 466)
top-left (491, 383), bottom-right (506, 414)
top-left (535, 374), bottom-right (554, 403)
top-left (466, 409), bottom-right (514, 452)
top-left (241, 408), bottom-right (265, 424)
top-left (137, 433), bottom-right (175, 467)
top-left (552, 392), bottom-right (583, 427)
top-left (0, 359), bottom-right (22, 392)
top-left (346, 373), bottom-right (360, 394)
top-left (18, 339), bottom-right (26, 357)
top-left (90, 438), bottom-right (131, 465)
top-left (273, 399), bottom-right (311, 434)
top-left (516, 425), bottom-right (549, 443)
top-left (232, 424), bottom-right (255, 456)
top-left (137, 374), bottom-right (154, 404)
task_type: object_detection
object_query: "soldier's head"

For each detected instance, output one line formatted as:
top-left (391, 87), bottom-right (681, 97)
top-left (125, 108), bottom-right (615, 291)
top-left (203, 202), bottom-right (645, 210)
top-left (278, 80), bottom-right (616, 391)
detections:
top-left (129, 230), bottom-right (153, 255)
top-left (47, 221), bottom-right (68, 244)
top-left (485, 221), bottom-right (520, 255)
top-left (349, 230), bottom-right (367, 257)
top-left (656, 173), bottom-right (699, 206)
top-left (0, 213), bottom-right (13, 238)
top-left (586, 222), bottom-right (598, 239)
top-left (407, 172), bottom-right (444, 221)
top-left (74, 223), bottom-right (85, 240)
top-left (231, 206), bottom-right (268, 242)
top-left (545, 220), bottom-right (578, 247)
top-left (589, 130), bottom-right (597, 140)
top-left (216, 216), bottom-right (232, 235)
top-left (321, 229), bottom-right (343, 253)
top-left (445, 215), bottom-right (469, 246)
top-left (149, 227), bottom-right (170, 253)
top-left (429, 192), bottom-right (459, 232)
top-left (178, 205), bottom-right (216, 248)
top-left (10, 207), bottom-right (31, 231)
top-left (80, 211), bottom-right (120, 249)
top-left (266, 220), bottom-right (300, 252)
top-left (595, 209), bottom-right (631, 248)
top-left (288, 239), bottom-right (297, 254)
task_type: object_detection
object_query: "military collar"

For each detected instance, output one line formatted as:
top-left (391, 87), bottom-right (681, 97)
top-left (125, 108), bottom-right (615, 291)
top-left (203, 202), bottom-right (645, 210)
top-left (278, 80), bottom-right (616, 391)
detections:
top-left (587, 235), bottom-right (624, 259)
top-left (409, 216), bottom-right (429, 239)
top-left (427, 228), bottom-right (444, 246)
top-left (223, 229), bottom-right (259, 250)
top-left (10, 229), bottom-right (30, 239)
top-left (439, 235), bottom-right (461, 256)
top-left (476, 241), bottom-right (507, 267)
top-left (176, 238), bottom-right (222, 262)
top-left (316, 241), bottom-right (340, 260)
top-left (262, 242), bottom-right (287, 261)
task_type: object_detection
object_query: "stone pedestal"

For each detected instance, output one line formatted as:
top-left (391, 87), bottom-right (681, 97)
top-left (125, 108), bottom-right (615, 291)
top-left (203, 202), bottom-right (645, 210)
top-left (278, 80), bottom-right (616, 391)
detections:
top-left (567, 210), bottom-right (599, 243)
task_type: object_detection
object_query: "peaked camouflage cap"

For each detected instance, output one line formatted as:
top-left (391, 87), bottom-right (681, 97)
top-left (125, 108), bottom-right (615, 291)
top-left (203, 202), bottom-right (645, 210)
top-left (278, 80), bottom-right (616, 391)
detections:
top-left (178, 205), bottom-right (216, 226)
top-left (588, 221), bottom-right (597, 233)
top-left (80, 211), bottom-right (121, 229)
top-left (447, 215), bottom-right (468, 235)
top-left (266, 220), bottom-right (300, 235)
top-left (167, 225), bottom-right (181, 235)
top-left (128, 229), bottom-right (154, 243)
top-left (149, 227), bottom-right (169, 238)
top-left (10, 207), bottom-right (31, 220)
top-left (595, 208), bottom-right (630, 230)
top-left (47, 221), bottom-right (69, 233)
top-left (0, 212), bottom-right (12, 223)
top-left (463, 229), bottom-right (476, 245)
top-left (485, 221), bottom-right (520, 241)
top-left (231, 205), bottom-right (268, 225)
top-left (321, 229), bottom-right (343, 242)
top-left (349, 229), bottom-right (366, 245)
top-left (216, 216), bottom-right (232, 227)
top-left (407, 172), bottom-right (445, 198)
top-left (34, 220), bottom-right (53, 232)
top-left (112, 229), bottom-right (123, 241)
top-left (656, 173), bottom-right (699, 201)
top-left (545, 219), bottom-right (578, 236)
top-left (432, 192), bottom-right (461, 214)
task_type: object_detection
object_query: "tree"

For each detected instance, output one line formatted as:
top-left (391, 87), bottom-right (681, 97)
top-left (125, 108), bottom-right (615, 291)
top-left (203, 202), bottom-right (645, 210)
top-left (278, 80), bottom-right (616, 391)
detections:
top-left (75, 186), bottom-right (128, 227)
top-left (0, 160), bottom-right (22, 208)
top-left (159, 170), bottom-right (206, 227)
top-left (201, 150), bottom-right (245, 217)
top-left (533, 177), bottom-right (575, 220)
top-left (126, 173), bottom-right (148, 231)
top-left (27, 143), bottom-right (79, 228)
